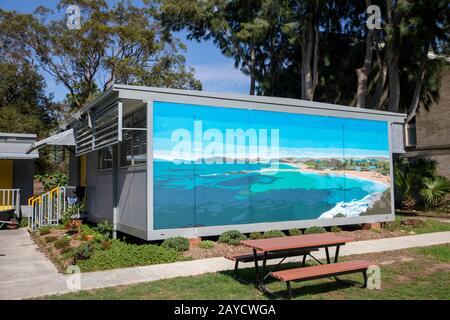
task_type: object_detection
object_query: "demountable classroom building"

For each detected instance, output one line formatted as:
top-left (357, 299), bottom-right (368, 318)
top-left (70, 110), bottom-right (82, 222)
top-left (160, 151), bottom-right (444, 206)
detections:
top-left (32, 85), bottom-right (406, 240)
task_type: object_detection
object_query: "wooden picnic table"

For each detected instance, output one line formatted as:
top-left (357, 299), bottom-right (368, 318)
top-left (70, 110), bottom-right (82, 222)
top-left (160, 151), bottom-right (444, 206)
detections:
top-left (240, 233), bottom-right (354, 293)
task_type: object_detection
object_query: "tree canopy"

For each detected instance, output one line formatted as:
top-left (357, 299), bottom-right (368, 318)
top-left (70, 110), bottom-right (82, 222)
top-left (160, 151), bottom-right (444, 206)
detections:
top-left (1, 0), bottom-right (201, 111)
top-left (160, 0), bottom-right (449, 117)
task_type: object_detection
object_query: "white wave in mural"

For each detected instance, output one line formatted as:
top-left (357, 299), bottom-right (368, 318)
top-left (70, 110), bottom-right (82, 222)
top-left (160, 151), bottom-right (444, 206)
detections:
top-left (318, 192), bottom-right (383, 219)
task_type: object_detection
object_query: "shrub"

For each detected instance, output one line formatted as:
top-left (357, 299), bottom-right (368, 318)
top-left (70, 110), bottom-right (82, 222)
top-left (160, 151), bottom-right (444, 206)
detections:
top-left (54, 237), bottom-right (70, 249)
top-left (249, 232), bottom-right (263, 239)
top-left (218, 230), bottom-right (247, 245)
top-left (34, 173), bottom-right (68, 191)
top-left (161, 237), bottom-right (190, 252)
top-left (39, 226), bottom-right (51, 235)
top-left (73, 242), bottom-right (95, 264)
top-left (45, 236), bottom-right (57, 243)
top-left (80, 224), bottom-right (97, 240)
top-left (263, 230), bottom-right (285, 238)
top-left (198, 240), bottom-right (215, 249)
top-left (100, 240), bottom-right (112, 250)
top-left (304, 226), bottom-right (327, 234)
top-left (76, 241), bottom-right (183, 272)
top-left (288, 229), bottom-right (301, 236)
top-left (94, 220), bottom-right (114, 239)
top-left (61, 204), bottom-right (84, 227)
top-left (420, 176), bottom-right (450, 208)
top-left (330, 226), bottom-right (342, 233)
top-left (394, 158), bottom-right (446, 210)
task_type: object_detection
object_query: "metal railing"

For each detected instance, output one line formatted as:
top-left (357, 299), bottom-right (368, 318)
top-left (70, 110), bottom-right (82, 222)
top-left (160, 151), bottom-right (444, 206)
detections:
top-left (0, 189), bottom-right (20, 213)
top-left (28, 186), bottom-right (75, 231)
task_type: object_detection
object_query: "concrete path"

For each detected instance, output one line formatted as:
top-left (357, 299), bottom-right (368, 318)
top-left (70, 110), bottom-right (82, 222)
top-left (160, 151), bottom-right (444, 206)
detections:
top-left (1, 229), bottom-right (450, 300)
top-left (0, 229), bottom-right (67, 299)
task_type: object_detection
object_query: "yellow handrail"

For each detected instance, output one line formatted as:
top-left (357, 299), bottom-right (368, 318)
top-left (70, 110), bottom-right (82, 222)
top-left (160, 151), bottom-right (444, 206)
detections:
top-left (28, 196), bottom-right (37, 205)
top-left (31, 196), bottom-right (42, 206)
top-left (49, 187), bottom-right (59, 199)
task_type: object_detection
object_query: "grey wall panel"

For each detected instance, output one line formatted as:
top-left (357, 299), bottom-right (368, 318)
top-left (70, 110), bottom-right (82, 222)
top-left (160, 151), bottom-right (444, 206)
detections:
top-left (95, 171), bottom-right (113, 223)
top-left (131, 169), bottom-right (147, 227)
top-left (85, 152), bottom-right (113, 223)
top-left (117, 169), bottom-right (132, 225)
top-left (118, 166), bottom-right (147, 230)
top-left (85, 152), bottom-right (97, 221)
top-left (391, 123), bottom-right (405, 153)
top-left (12, 159), bottom-right (34, 205)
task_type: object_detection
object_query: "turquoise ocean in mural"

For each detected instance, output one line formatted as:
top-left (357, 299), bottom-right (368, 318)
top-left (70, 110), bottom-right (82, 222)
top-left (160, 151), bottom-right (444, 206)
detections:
top-left (153, 101), bottom-right (391, 230)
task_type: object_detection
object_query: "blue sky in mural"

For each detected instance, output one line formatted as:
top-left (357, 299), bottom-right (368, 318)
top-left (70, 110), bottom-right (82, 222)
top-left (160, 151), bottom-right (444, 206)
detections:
top-left (153, 102), bottom-right (389, 160)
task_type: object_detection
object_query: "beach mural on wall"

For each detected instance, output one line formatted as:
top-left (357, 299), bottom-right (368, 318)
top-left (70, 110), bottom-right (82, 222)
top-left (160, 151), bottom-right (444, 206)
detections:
top-left (153, 101), bottom-right (391, 230)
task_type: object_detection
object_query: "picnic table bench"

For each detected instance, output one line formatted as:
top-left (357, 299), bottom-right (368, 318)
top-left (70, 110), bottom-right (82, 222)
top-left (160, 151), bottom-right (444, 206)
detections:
top-left (236, 233), bottom-right (376, 298)
top-left (271, 260), bottom-right (371, 299)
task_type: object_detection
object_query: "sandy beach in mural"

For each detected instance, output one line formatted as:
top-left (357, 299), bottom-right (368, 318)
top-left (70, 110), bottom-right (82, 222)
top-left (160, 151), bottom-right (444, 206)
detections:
top-left (286, 162), bottom-right (390, 186)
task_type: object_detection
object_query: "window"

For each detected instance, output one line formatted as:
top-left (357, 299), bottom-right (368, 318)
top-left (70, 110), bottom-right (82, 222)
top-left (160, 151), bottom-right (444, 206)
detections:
top-left (97, 145), bottom-right (113, 170)
top-left (120, 107), bottom-right (147, 167)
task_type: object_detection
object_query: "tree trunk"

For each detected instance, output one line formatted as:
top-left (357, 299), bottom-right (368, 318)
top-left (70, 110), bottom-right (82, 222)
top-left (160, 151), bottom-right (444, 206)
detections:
top-left (301, 24), bottom-right (313, 100)
top-left (355, 28), bottom-right (375, 108)
top-left (386, 0), bottom-right (401, 113)
top-left (387, 55), bottom-right (400, 112)
top-left (301, 1), bottom-right (319, 101)
top-left (369, 53), bottom-right (388, 109)
top-left (249, 45), bottom-right (256, 95)
top-left (312, 21), bottom-right (319, 97)
top-left (406, 44), bottom-right (430, 123)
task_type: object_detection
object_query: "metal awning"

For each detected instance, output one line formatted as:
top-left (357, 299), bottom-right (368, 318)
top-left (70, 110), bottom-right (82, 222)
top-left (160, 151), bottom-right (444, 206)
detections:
top-left (26, 129), bottom-right (75, 154)
top-left (0, 132), bottom-right (39, 159)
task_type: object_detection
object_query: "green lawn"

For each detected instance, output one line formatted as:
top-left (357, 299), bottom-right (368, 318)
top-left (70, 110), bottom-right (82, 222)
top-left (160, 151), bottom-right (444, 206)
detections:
top-left (41, 245), bottom-right (450, 300)
top-left (385, 215), bottom-right (450, 234)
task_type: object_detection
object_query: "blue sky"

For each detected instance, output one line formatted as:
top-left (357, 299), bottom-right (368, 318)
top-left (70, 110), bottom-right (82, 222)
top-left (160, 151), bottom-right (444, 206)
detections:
top-left (153, 102), bottom-right (389, 160)
top-left (0, 0), bottom-right (250, 101)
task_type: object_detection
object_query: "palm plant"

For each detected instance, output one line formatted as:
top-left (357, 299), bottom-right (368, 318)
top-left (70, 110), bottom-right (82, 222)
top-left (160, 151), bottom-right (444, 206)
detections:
top-left (394, 158), bottom-right (440, 210)
top-left (420, 176), bottom-right (450, 208)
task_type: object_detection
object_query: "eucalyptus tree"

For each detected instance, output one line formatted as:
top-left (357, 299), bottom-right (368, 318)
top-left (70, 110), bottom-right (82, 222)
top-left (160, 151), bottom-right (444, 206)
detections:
top-left (0, 0), bottom-right (200, 111)
top-left (160, 0), bottom-right (265, 95)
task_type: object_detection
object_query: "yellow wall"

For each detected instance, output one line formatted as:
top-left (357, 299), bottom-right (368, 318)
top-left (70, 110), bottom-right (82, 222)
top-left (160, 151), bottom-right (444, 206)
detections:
top-left (79, 155), bottom-right (87, 186)
top-left (0, 160), bottom-right (13, 189)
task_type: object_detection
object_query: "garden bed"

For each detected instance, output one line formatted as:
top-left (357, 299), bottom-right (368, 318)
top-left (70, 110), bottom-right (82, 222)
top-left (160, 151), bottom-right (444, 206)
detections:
top-left (31, 224), bottom-right (187, 273)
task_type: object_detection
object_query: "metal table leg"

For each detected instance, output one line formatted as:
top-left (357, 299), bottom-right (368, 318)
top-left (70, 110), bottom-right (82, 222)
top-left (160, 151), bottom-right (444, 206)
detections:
top-left (253, 249), bottom-right (260, 285)
top-left (325, 247), bottom-right (331, 264)
top-left (334, 245), bottom-right (340, 263)
top-left (332, 245), bottom-right (356, 285)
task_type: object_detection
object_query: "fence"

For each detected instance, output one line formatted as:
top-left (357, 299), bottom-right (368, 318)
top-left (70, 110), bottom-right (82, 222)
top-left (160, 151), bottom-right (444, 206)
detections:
top-left (0, 189), bottom-right (20, 213)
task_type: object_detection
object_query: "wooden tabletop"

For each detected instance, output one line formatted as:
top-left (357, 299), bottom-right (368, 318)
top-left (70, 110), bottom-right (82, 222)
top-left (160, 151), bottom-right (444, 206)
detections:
top-left (241, 233), bottom-right (354, 252)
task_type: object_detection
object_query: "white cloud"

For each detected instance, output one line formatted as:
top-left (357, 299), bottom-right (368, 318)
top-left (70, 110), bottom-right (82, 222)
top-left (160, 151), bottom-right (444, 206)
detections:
top-left (192, 63), bottom-right (250, 94)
